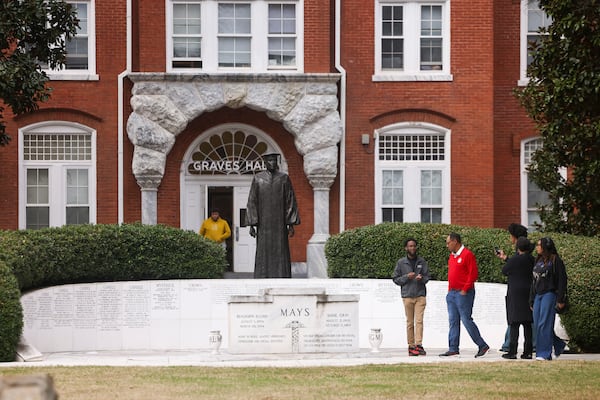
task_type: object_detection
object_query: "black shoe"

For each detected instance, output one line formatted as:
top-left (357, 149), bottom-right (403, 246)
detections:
top-left (408, 346), bottom-right (420, 356)
top-left (439, 350), bottom-right (459, 357)
top-left (520, 353), bottom-right (532, 359)
top-left (416, 344), bottom-right (427, 356)
top-left (502, 353), bottom-right (517, 359)
top-left (475, 345), bottom-right (490, 358)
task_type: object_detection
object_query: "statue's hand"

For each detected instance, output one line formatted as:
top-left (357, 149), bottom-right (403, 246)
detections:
top-left (287, 225), bottom-right (295, 237)
top-left (249, 226), bottom-right (257, 238)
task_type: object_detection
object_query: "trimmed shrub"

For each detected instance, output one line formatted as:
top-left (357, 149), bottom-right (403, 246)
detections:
top-left (325, 222), bottom-right (600, 352)
top-left (325, 223), bottom-right (508, 283)
top-left (0, 223), bottom-right (228, 292)
top-left (0, 261), bottom-right (23, 362)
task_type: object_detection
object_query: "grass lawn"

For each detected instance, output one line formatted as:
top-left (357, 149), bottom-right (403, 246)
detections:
top-left (1, 361), bottom-right (600, 399)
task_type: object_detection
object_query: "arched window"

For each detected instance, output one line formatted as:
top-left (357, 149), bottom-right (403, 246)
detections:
top-left (19, 123), bottom-right (96, 229)
top-left (185, 128), bottom-right (282, 176)
top-left (375, 123), bottom-right (450, 223)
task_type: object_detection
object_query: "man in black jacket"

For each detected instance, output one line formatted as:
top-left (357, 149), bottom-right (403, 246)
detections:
top-left (392, 238), bottom-right (430, 356)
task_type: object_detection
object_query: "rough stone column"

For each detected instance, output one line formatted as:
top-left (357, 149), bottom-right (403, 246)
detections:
top-left (306, 175), bottom-right (336, 278)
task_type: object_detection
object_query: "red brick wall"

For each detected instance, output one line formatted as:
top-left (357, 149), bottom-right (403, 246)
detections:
top-left (136, 0), bottom-right (166, 72)
top-left (304, 0), bottom-right (333, 72)
top-left (0, 0), bottom-right (540, 256)
top-left (492, 0), bottom-right (538, 229)
top-left (340, 0), bottom-right (498, 229)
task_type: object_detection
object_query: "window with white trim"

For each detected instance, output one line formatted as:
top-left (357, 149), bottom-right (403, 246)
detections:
top-left (375, 124), bottom-right (450, 223)
top-left (519, 0), bottom-right (551, 84)
top-left (172, 2), bottom-right (202, 68)
top-left (19, 124), bottom-right (96, 229)
top-left (44, 0), bottom-right (97, 80)
top-left (374, 0), bottom-right (451, 81)
top-left (521, 137), bottom-right (549, 229)
top-left (167, 0), bottom-right (303, 72)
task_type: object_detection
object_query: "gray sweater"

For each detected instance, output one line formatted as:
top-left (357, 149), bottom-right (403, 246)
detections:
top-left (392, 255), bottom-right (430, 298)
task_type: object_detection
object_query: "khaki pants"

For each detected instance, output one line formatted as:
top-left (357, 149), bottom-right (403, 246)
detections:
top-left (402, 296), bottom-right (427, 346)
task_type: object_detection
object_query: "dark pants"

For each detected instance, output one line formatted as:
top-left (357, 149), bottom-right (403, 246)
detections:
top-left (508, 322), bottom-right (533, 356)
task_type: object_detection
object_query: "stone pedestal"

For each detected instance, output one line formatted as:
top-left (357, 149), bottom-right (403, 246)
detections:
top-left (228, 287), bottom-right (359, 353)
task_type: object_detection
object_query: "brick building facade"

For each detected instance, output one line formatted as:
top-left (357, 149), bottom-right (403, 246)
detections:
top-left (0, 0), bottom-right (547, 277)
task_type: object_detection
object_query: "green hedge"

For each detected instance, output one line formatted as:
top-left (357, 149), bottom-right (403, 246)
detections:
top-left (0, 261), bottom-right (23, 362)
top-left (0, 223), bottom-right (228, 292)
top-left (325, 223), bottom-right (600, 352)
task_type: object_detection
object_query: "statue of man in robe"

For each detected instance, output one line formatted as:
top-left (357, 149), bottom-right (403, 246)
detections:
top-left (246, 153), bottom-right (300, 278)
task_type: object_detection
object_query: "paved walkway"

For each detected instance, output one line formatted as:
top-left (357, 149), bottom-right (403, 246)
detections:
top-left (3, 348), bottom-right (599, 368)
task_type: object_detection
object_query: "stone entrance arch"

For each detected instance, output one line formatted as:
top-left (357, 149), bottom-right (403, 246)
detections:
top-left (126, 73), bottom-right (343, 277)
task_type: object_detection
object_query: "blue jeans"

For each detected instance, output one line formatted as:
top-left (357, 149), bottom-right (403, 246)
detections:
top-left (533, 291), bottom-right (565, 360)
top-left (446, 289), bottom-right (488, 352)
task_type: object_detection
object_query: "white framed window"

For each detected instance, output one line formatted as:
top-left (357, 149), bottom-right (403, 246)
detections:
top-left (218, 3), bottom-right (252, 68)
top-left (44, 0), bottom-right (97, 81)
top-left (167, 0), bottom-right (303, 73)
top-left (519, 0), bottom-right (551, 85)
top-left (172, 2), bottom-right (203, 69)
top-left (520, 137), bottom-right (567, 230)
top-left (374, 0), bottom-right (451, 82)
top-left (19, 122), bottom-right (97, 229)
top-left (375, 123), bottom-right (451, 223)
top-left (268, 3), bottom-right (297, 67)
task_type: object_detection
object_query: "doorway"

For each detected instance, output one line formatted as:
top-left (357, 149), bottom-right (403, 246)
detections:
top-left (180, 123), bottom-right (284, 273)
top-left (205, 185), bottom-right (255, 273)
top-left (207, 186), bottom-right (233, 270)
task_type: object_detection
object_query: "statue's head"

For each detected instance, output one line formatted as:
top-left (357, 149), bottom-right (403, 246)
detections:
top-left (263, 153), bottom-right (281, 172)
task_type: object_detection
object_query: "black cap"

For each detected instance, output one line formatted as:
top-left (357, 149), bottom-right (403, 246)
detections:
top-left (263, 153), bottom-right (281, 160)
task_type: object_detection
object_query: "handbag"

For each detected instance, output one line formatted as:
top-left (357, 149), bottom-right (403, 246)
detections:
top-left (555, 293), bottom-right (569, 314)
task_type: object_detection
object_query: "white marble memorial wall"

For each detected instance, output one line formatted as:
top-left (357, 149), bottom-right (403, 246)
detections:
top-left (21, 279), bottom-right (508, 353)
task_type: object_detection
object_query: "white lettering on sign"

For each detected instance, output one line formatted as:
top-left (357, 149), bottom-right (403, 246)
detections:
top-left (192, 160), bottom-right (266, 172)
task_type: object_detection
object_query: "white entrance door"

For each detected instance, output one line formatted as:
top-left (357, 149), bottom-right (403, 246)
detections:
top-left (233, 186), bottom-right (255, 273)
top-left (182, 183), bottom-right (205, 233)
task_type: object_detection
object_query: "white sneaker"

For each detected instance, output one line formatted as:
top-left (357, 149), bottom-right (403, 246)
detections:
top-left (535, 356), bottom-right (547, 361)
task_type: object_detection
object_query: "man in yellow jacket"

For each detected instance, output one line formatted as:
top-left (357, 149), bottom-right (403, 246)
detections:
top-left (199, 209), bottom-right (231, 248)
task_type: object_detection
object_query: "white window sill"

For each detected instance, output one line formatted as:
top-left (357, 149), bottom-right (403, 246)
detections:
top-left (47, 73), bottom-right (100, 81)
top-left (372, 73), bottom-right (453, 82)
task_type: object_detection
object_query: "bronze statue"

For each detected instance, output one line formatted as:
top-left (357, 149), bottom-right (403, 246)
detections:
top-left (246, 153), bottom-right (300, 278)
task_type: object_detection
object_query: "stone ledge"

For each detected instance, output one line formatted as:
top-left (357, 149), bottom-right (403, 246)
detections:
top-left (128, 72), bottom-right (342, 84)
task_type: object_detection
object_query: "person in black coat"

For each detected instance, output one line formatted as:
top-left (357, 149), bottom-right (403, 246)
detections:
top-left (501, 236), bottom-right (534, 359)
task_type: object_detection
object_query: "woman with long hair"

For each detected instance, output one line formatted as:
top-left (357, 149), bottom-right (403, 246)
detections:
top-left (530, 237), bottom-right (568, 360)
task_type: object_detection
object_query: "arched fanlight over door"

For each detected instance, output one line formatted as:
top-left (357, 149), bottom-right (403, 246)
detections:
top-left (187, 129), bottom-right (275, 176)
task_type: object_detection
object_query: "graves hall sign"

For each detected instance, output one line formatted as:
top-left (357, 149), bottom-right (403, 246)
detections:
top-left (187, 130), bottom-right (272, 176)
top-left (191, 159), bottom-right (266, 175)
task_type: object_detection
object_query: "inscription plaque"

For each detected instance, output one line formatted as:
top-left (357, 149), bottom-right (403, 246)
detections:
top-left (228, 288), bottom-right (359, 354)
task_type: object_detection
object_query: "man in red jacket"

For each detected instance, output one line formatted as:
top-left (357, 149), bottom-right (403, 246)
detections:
top-left (439, 232), bottom-right (490, 358)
